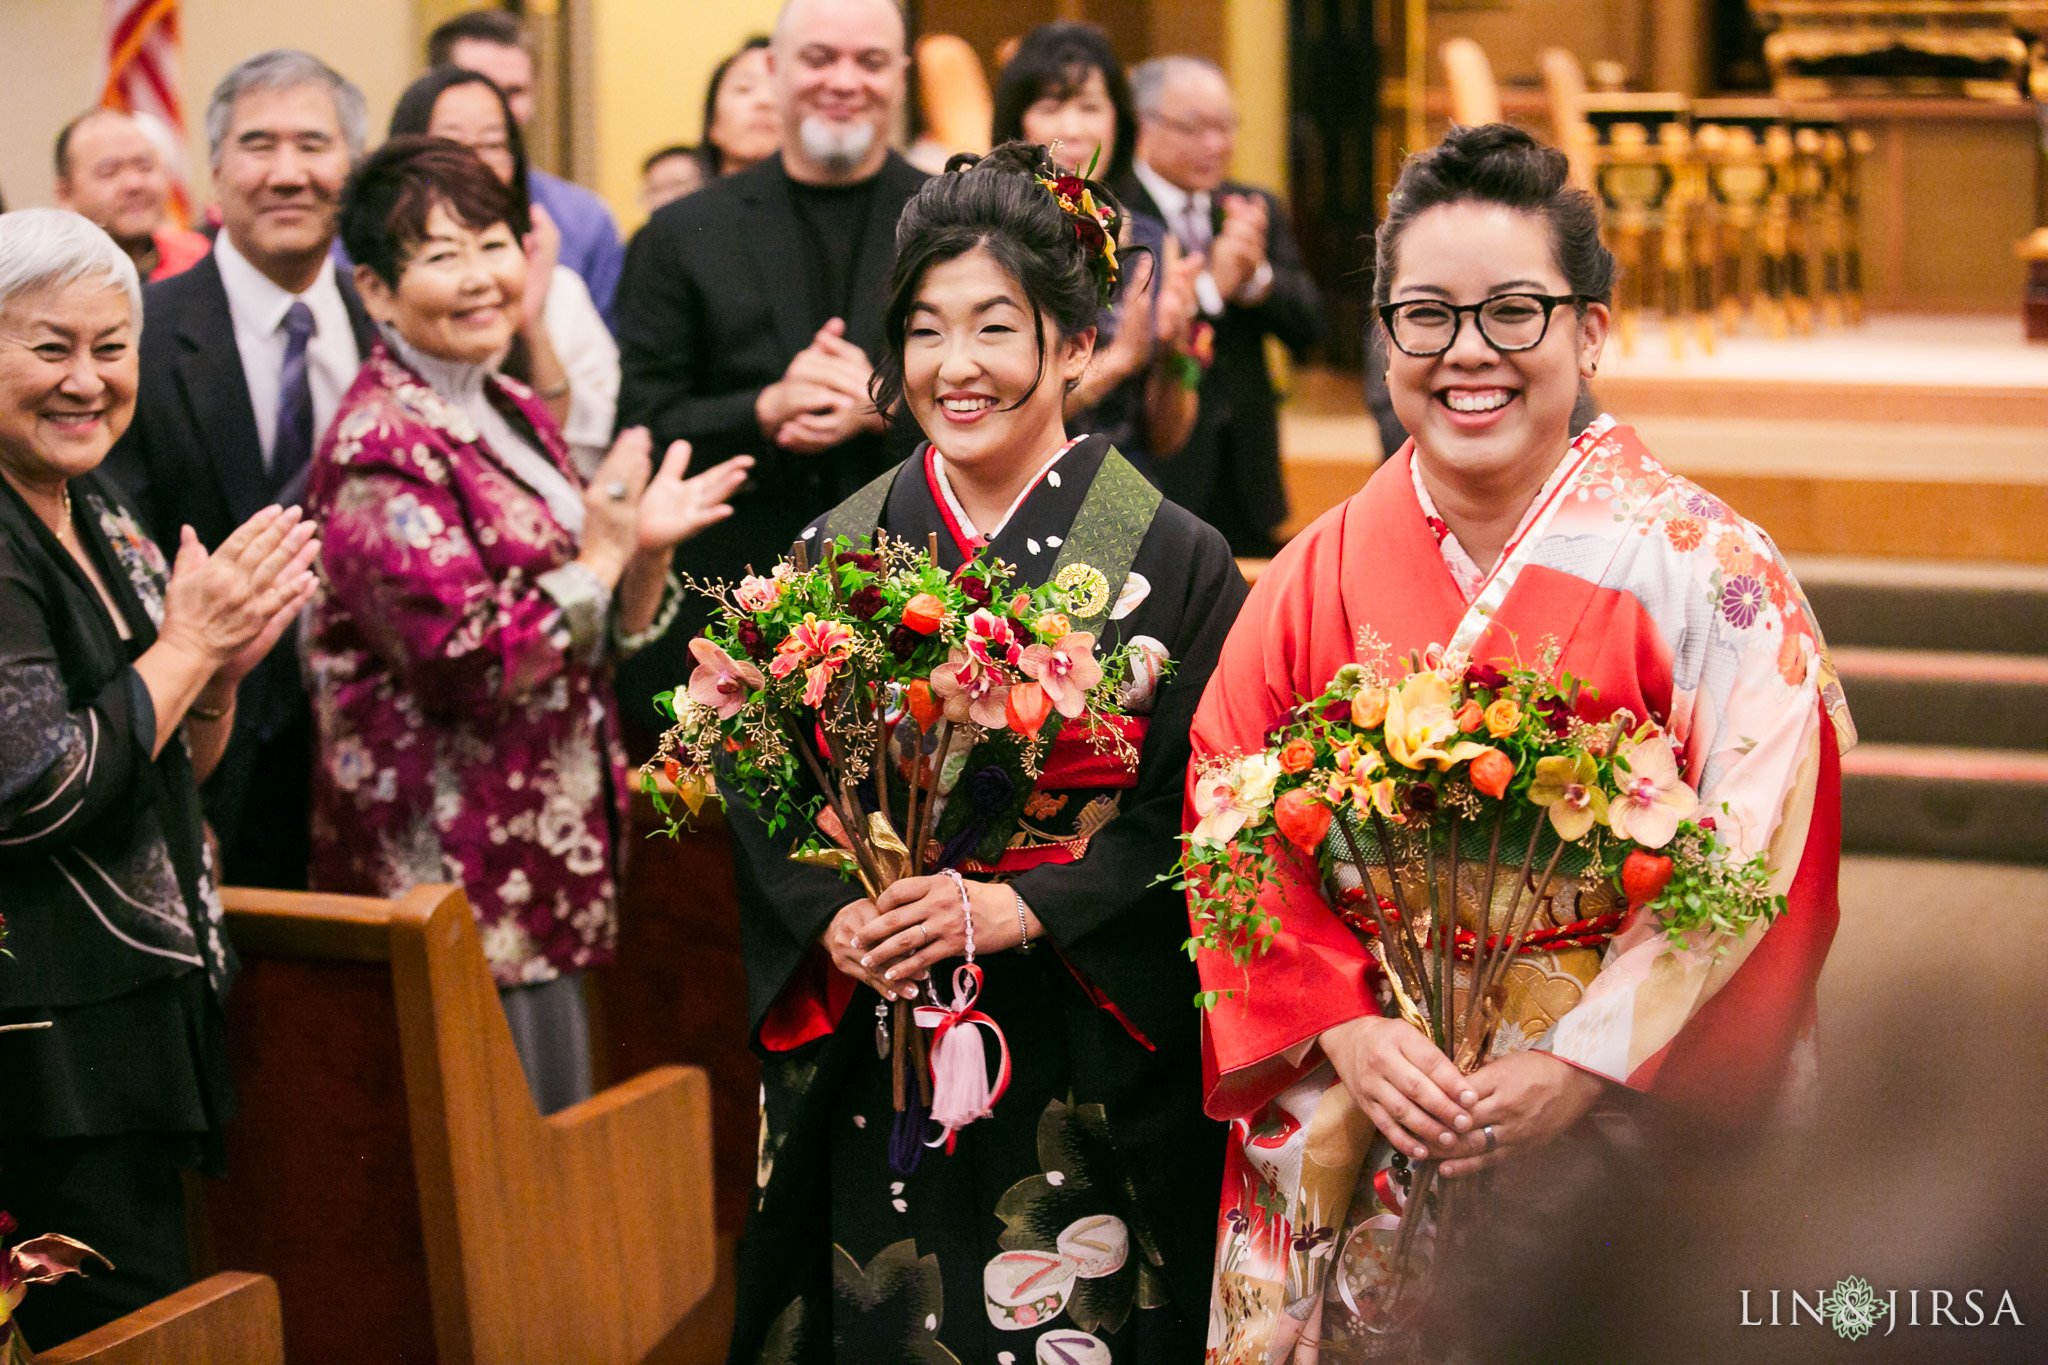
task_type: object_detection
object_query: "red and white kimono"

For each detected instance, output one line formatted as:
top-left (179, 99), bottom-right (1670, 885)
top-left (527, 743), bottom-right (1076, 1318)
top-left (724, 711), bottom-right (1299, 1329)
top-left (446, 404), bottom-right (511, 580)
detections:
top-left (1189, 417), bottom-right (1854, 1361)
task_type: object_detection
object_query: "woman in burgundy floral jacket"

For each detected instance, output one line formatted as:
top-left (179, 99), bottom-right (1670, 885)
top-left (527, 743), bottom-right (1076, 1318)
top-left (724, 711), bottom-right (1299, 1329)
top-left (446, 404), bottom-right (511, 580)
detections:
top-left (306, 138), bottom-right (749, 1111)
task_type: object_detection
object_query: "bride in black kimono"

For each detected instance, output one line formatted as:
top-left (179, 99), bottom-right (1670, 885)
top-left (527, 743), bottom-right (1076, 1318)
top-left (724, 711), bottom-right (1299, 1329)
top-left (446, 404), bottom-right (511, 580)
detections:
top-left (723, 143), bottom-right (1247, 1364)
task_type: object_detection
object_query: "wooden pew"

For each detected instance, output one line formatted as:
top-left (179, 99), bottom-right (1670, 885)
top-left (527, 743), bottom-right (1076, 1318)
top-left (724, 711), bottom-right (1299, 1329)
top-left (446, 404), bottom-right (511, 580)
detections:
top-left (208, 884), bottom-right (715, 1363)
top-left (34, 1272), bottom-right (283, 1365)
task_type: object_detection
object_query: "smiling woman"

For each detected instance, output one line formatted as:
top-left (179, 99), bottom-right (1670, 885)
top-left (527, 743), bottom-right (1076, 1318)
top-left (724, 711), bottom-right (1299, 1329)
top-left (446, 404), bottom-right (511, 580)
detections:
top-left (1191, 125), bottom-right (1853, 1360)
top-left (722, 142), bottom-right (1250, 1365)
top-left (0, 208), bottom-right (320, 1347)
top-left (309, 137), bottom-right (750, 1115)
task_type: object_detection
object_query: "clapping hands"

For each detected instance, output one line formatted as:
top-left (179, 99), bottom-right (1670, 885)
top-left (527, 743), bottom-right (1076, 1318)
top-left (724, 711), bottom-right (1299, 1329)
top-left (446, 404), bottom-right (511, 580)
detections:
top-left (634, 439), bottom-right (752, 552)
top-left (580, 428), bottom-right (751, 584)
top-left (160, 505), bottom-right (321, 687)
top-left (1207, 192), bottom-right (1269, 302)
top-left (757, 318), bottom-right (884, 453)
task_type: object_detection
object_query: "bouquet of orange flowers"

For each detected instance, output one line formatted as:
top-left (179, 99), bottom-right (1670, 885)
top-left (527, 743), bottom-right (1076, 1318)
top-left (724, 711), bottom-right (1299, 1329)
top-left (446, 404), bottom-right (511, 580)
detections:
top-left (646, 531), bottom-right (1155, 1166)
top-left (1174, 639), bottom-right (1780, 1319)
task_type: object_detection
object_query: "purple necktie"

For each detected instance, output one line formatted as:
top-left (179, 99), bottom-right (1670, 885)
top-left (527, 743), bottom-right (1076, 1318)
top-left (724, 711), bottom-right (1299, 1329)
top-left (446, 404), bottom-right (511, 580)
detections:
top-left (270, 300), bottom-right (315, 500)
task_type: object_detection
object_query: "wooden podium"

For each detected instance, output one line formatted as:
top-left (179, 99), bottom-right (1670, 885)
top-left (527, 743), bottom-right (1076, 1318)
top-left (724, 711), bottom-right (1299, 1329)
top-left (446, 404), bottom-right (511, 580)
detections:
top-left (202, 884), bottom-right (715, 1363)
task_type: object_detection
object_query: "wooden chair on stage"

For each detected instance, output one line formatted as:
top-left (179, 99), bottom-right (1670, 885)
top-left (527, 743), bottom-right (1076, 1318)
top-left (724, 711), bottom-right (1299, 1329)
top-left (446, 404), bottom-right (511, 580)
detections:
top-left (201, 883), bottom-right (715, 1364)
top-left (1439, 37), bottom-right (1502, 128)
top-left (1693, 100), bottom-right (1791, 337)
top-left (1541, 47), bottom-right (1593, 187)
top-left (1577, 96), bottom-right (1692, 355)
top-left (35, 1272), bottom-right (283, 1365)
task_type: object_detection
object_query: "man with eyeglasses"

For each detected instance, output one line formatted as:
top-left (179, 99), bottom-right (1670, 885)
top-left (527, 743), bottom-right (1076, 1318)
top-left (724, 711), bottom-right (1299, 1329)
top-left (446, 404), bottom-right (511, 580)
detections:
top-left (1118, 55), bottom-right (1322, 557)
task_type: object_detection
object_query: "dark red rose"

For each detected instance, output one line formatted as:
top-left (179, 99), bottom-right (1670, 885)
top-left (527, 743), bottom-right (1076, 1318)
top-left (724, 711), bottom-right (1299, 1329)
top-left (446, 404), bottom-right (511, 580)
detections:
top-left (1534, 694), bottom-right (1571, 735)
top-left (1072, 216), bottom-right (1106, 253)
top-left (954, 570), bottom-right (992, 605)
top-left (1400, 782), bottom-right (1438, 820)
top-left (845, 551), bottom-right (882, 573)
top-left (1464, 662), bottom-right (1509, 691)
top-left (1054, 174), bottom-right (1085, 200)
top-left (1320, 699), bottom-right (1351, 723)
top-left (735, 619), bottom-right (768, 661)
top-left (889, 625), bottom-right (921, 660)
top-left (847, 586), bottom-right (885, 620)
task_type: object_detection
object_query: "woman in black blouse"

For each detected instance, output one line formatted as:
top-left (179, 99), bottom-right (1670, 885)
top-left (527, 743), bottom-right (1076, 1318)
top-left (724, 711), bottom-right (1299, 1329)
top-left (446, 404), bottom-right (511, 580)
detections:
top-left (0, 209), bottom-right (318, 1347)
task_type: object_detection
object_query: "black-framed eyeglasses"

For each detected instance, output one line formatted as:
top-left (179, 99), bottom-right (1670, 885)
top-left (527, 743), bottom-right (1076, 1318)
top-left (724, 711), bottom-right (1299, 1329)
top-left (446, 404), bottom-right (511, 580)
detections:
top-left (1377, 293), bottom-right (1589, 357)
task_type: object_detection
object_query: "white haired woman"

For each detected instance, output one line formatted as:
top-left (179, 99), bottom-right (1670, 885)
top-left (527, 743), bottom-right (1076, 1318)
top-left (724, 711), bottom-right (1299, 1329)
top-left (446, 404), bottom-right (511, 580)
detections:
top-left (0, 208), bottom-right (317, 1348)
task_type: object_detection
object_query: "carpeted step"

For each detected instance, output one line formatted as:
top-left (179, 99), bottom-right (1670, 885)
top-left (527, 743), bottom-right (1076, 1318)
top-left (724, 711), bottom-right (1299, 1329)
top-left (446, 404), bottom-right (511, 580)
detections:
top-left (1841, 744), bottom-right (2048, 863)
top-left (1794, 557), bottom-right (2048, 655)
top-left (1832, 648), bottom-right (2048, 751)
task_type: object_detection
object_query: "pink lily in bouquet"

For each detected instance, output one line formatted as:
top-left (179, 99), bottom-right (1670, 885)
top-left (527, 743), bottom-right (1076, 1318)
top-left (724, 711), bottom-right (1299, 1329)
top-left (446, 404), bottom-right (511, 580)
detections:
top-left (771, 614), bottom-right (857, 707)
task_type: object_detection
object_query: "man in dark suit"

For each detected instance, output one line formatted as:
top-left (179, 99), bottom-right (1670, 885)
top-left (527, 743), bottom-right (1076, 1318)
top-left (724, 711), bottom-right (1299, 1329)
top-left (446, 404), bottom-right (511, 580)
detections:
top-left (106, 51), bottom-right (374, 890)
top-left (1120, 56), bottom-right (1323, 557)
top-left (611, 0), bottom-right (926, 739)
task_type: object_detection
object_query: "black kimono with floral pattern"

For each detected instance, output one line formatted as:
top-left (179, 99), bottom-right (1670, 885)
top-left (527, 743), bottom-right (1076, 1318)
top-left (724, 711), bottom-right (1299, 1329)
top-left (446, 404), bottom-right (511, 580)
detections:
top-left (725, 436), bottom-right (1244, 1365)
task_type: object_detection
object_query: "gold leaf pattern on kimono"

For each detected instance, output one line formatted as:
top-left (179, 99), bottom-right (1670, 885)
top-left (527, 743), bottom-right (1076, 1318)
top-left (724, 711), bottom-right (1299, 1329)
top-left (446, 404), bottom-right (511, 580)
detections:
top-left (830, 1239), bottom-right (961, 1365)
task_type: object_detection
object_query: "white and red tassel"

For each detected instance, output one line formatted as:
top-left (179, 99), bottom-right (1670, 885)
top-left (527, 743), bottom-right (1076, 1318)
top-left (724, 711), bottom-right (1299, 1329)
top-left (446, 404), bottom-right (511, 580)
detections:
top-left (913, 963), bottom-right (1011, 1152)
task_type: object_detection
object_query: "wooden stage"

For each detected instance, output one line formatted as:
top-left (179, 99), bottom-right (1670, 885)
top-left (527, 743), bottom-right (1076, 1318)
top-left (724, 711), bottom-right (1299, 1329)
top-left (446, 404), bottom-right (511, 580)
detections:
top-left (1279, 314), bottom-right (2048, 562)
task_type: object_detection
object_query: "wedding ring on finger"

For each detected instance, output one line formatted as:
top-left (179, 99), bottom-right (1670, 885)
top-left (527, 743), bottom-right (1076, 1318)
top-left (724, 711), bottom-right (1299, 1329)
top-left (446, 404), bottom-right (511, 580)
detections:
top-left (605, 480), bottom-right (628, 501)
top-left (1482, 1124), bottom-right (1498, 1155)
top-left (914, 924), bottom-right (929, 950)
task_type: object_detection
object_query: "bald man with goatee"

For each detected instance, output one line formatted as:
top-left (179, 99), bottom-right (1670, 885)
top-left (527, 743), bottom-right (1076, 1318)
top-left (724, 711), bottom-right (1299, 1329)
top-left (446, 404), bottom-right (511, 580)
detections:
top-left (610, 0), bottom-right (926, 740)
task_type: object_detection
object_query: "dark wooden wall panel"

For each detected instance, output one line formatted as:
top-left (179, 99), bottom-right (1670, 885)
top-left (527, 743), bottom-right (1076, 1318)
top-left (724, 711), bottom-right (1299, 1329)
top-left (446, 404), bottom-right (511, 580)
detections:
top-left (204, 958), bottom-right (439, 1362)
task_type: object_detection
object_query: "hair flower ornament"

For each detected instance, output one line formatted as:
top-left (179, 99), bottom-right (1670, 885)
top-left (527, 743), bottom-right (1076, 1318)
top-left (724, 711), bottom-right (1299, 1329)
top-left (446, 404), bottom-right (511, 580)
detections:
top-left (1032, 143), bottom-right (1122, 305)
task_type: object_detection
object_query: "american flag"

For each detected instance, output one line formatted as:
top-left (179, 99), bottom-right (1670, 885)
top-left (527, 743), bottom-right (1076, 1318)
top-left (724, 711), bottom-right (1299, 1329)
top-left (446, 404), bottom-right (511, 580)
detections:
top-left (99, 0), bottom-right (191, 225)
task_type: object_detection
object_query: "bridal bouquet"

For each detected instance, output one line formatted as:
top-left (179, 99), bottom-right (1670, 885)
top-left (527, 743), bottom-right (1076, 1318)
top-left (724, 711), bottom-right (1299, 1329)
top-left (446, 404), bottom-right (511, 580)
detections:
top-left (1175, 640), bottom-right (1782, 1319)
top-left (644, 531), bottom-right (1152, 1166)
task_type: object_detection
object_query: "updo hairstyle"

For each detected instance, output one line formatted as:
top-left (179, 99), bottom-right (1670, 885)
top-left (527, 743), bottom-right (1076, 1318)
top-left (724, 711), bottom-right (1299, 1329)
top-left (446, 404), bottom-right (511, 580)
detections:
top-left (870, 140), bottom-right (1126, 417)
top-left (1372, 123), bottom-right (1614, 312)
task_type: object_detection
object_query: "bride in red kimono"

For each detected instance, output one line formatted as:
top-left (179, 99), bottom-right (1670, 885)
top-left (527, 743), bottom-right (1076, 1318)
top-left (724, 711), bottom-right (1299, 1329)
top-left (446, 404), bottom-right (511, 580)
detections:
top-left (1191, 125), bottom-right (1854, 1361)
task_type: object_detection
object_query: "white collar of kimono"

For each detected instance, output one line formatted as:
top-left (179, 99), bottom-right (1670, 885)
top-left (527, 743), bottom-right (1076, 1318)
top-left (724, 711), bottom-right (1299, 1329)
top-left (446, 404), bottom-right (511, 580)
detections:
top-left (929, 437), bottom-right (1081, 544)
top-left (1414, 413), bottom-right (1616, 662)
top-left (383, 325), bottom-right (586, 538)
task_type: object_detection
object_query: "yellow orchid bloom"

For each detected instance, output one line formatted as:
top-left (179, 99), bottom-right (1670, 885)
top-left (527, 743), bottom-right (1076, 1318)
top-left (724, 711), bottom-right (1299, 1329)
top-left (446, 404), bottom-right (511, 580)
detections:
top-left (1527, 752), bottom-right (1611, 841)
top-left (1383, 671), bottom-right (1491, 771)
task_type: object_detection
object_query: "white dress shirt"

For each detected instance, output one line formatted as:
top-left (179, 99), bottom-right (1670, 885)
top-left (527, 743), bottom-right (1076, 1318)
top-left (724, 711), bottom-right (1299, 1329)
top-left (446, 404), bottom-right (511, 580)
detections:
top-left (1131, 157), bottom-right (1272, 317)
top-left (213, 232), bottom-right (362, 471)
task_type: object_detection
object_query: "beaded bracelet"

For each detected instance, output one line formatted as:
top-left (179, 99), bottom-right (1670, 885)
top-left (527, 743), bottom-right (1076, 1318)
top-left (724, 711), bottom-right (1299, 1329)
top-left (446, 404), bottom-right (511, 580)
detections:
top-left (939, 867), bottom-right (974, 964)
top-left (612, 570), bottom-right (685, 656)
